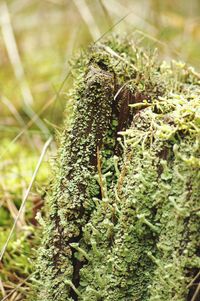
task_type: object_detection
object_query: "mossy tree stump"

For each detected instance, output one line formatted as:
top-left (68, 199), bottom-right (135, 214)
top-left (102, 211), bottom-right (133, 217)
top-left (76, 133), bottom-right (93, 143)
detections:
top-left (36, 38), bottom-right (200, 301)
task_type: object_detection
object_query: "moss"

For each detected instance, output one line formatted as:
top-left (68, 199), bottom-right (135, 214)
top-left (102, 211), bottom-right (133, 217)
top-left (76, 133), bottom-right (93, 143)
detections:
top-left (36, 37), bottom-right (200, 300)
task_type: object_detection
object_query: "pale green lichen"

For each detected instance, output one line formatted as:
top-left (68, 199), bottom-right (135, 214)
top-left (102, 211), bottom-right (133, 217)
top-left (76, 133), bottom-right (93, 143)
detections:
top-left (36, 37), bottom-right (200, 301)
top-left (36, 65), bottom-right (115, 300)
top-left (36, 38), bottom-right (138, 300)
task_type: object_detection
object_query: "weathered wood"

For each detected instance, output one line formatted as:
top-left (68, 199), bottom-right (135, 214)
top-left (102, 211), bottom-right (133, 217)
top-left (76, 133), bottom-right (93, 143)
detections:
top-left (37, 41), bottom-right (136, 301)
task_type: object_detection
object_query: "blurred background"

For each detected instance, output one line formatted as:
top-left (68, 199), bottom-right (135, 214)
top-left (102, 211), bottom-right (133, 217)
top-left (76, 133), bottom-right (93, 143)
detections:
top-left (0, 0), bottom-right (200, 300)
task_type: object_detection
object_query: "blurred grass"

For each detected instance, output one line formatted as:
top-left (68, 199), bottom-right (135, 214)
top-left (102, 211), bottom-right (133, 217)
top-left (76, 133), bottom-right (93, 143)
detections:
top-left (0, 0), bottom-right (200, 300)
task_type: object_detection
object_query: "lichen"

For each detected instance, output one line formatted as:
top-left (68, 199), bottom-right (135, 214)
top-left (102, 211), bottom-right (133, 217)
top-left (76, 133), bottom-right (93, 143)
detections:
top-left (36, 37), bottom-right (200, 301)
top-left (36, 38), bottom-right (138, 301)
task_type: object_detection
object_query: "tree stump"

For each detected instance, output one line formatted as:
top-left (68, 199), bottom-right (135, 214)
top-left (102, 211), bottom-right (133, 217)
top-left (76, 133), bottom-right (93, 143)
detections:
top-left (36, 38), bottom-right (200, 301)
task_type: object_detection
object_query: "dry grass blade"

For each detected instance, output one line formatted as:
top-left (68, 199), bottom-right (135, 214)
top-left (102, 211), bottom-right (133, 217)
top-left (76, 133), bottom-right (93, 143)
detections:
top-left (0, 1), bottom-right (49, 137)
top-left (98, 0), bottom-right (113, 28)
top-left (0, 67), bottom-right (71, 161)
top-left (6, 198), bottom-right (26, 229)
top-left (10, 0), bottom-right (32, 14)
top-left (0, 136), bottom-right (52, 262)
top-left (0, 184), bottom-right (25, 229)
top-left (0, 273), bottom-right (34, 301)
top-left (187, 271), bottom-right (200, 288)
top-left (191, 283), bottom-right (200, 301)
top-left (102, 0), bottom-right (190, 61)
top-left (0, 2), bottom-right (32, 104)
top-left (73, 0), bottom-right (101, 41)
top-left (1, 97), bottom-right (34, 149)
top-left (133, 29), bottom-right (182, 58)
top-left (102, 0), bottom-right (155, 31)
top-left (0, 96), bottom-right (54, 161)
top-left (0, 279), bottom-right (5, 298)
top-left (94, 13), bottom-right (130, 44)
top-left (1, 97), bottom-right (26, 128)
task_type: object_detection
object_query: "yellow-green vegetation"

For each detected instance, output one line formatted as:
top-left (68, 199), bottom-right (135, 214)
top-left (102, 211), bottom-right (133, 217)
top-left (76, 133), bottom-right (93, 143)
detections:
top-left (36, 38), bottom-right (200, 300)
